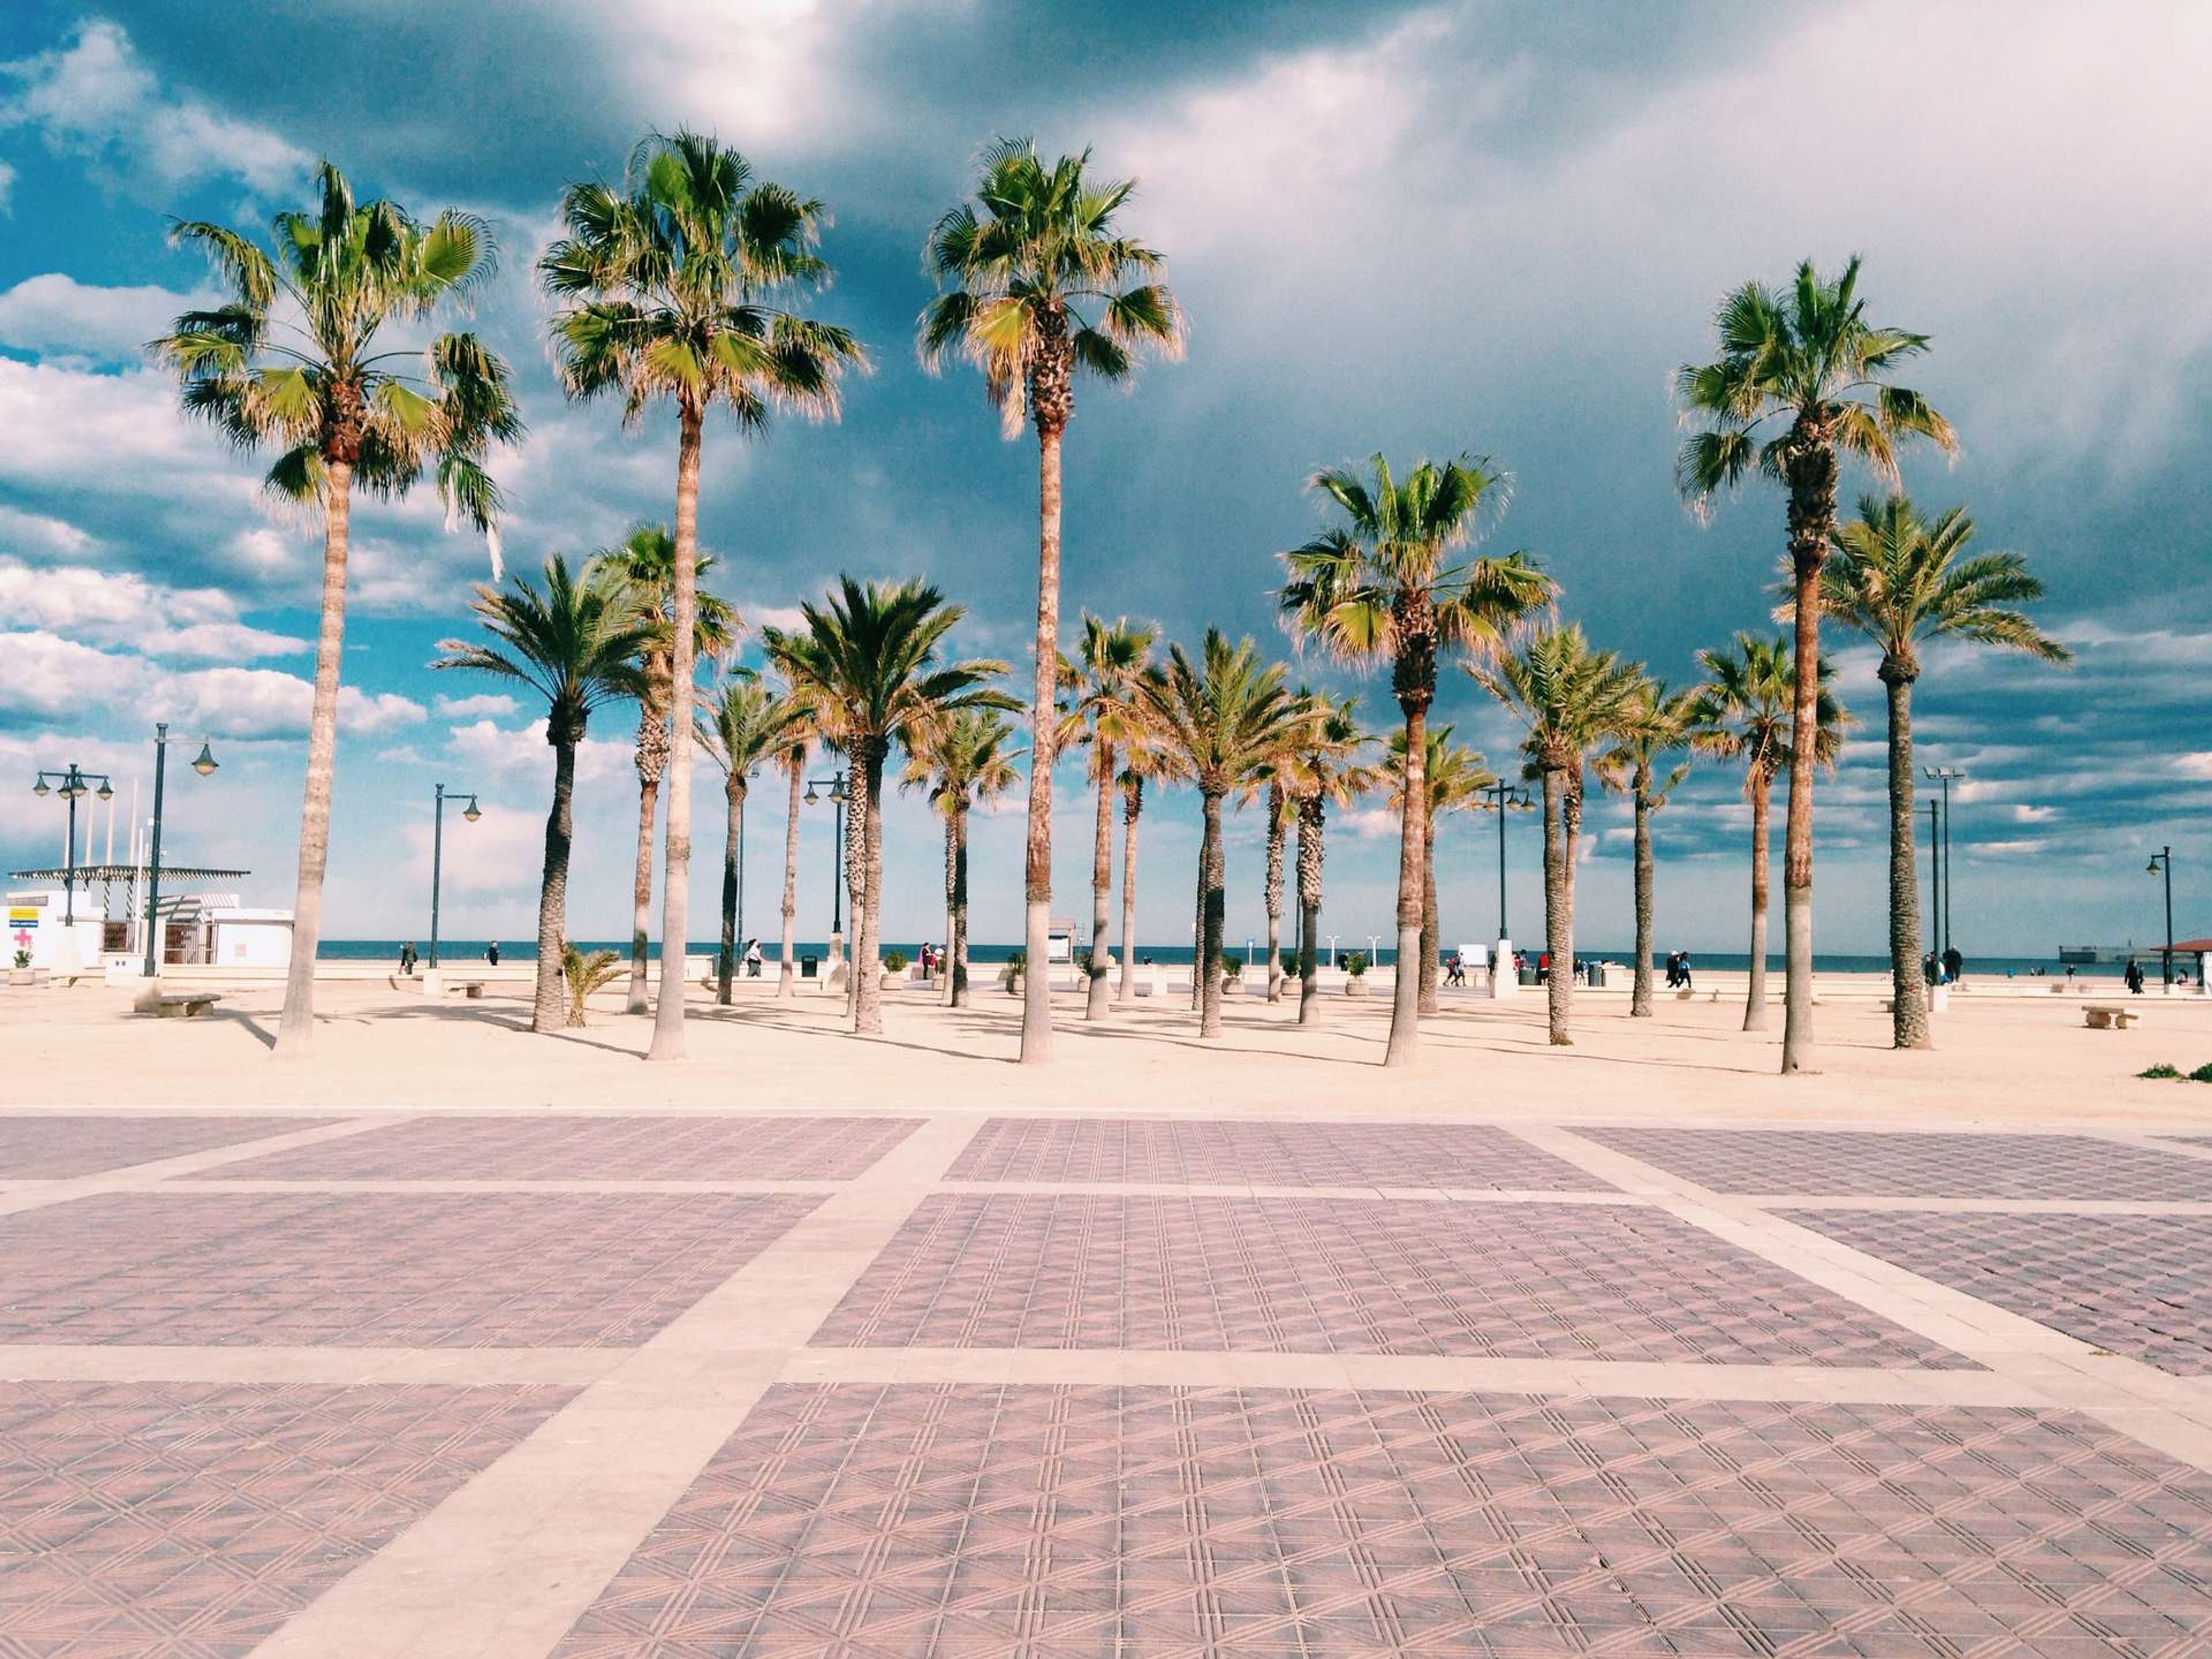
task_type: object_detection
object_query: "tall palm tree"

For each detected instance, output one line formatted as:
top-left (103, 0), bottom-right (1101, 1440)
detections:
top-left (920, 138), bottom-right (1183, 1063)
top-left (770, 708), bottom-right (816, 1001)
top-left (1821, 494), bottom-right (2069, 1047)
top-left (1389, 726), bottom-right (1497, 1014)
top-left (1142, 632), bottom-right (1304, 1039)
top-left (904, 710), bottom-right (1023, 1007)
top-left (154, 162), bottom-right (520, 1052)
top-left (610, 525), bottom-right (740, 1012)
top-left (1281, 696), bottom-right (1380, 1027)
top-left (543, 129), bottom-right (865, 1061)
top-left (1689, 634), bottom-right (1849, 1032)
top-left (1597, 680), bottom-right (1698, 1017)
top-left (696, 673), bottom-right (805, 1005)
top-left (1279, 453), bottom-right (1550, 1066)
top-left (1112, 744), bottom-right (1174, 1007)
top-left (1059, 616), bottom-right (1158, 1018)
top-left (1677, 256), bottom-right (1955, 1073)
top-left (1473, 626), bottom-right (1644, 1047)
top-left (433, 555), bottom-right (651, 1033)
top-left (764, 578), bottom-right (1012, 1036)
top-left (1238, 697), bottom-right (1323, 1007)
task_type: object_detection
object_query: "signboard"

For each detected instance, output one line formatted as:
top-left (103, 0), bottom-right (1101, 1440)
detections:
top-left (8, 904), bottom-right (40, 960)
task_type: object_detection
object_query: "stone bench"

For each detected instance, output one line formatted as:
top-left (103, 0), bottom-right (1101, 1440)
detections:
top-left (2084, 1005), bottom-right (2140, 1031)
top-left (139, 991), bottom-right (222, 1019)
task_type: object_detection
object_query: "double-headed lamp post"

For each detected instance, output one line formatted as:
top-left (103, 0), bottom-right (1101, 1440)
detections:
top-left (1481, 778), bottom-right (1532, 995)
top-left (141, 725), bottom-right (218, 978)
top-left (31, 762), bottom-right (113, 973)
top-left (1923, 766), bottom-right (1965, 961)
top-left (804, 771), bottom-right (849, 963)
top-left (427, 783), bottom-right (482, 976)
top-left (2148, 846), bottom-right (2176, 987)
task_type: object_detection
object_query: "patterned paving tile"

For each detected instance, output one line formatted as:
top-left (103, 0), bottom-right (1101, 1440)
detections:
top-left (1787, 1209), bottom-right (2212, 1377)
top-left (195, 1114), bottom-right (923, 1181)
top-left (813, 1195), bottom-right (1970, 1368)
top-left (0, 1191), bottom-right (821, 1347)
top-left (0, 1115), bottom-right (337, 1179)
top-left (1585, 1126), bottom-right (2212, 1200)
top-left (0, 1379), bottom-right (570, 1659)
top-left (949, 1118), bottom-right (1606, 1189)
top-left (554, 1382), bottom-right (2212, 1658)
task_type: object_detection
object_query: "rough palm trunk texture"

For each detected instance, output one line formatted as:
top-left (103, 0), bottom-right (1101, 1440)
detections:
top-left (852, 740), bottom-right (887, 1035)
top-left (1297, 793), bottom-right (1324, 1027)
top-left (276, 459), bottom-right (351, 1053)
top-left (1745, 772), bottom-right (1772, 1032)
top-left (1630, 778), bottom-right (1654, 1017)
top-left (715, 774), bottom-right (744, 1005)
top-left (1419, 813), bottom-right (1440, 1014)
top-left (647, 408), bottom-right (703, 1061)
top-left (1385, 703), bottom-right (1427, 1066)
top-left (1542, 766), bottom-right (1574, 1046)
top-left (1780, 427), bottom-right (1837, 1073)
top-left (777, 757), bottom-right (801, 1001)
top-left (1020, 381), bottom-right (1066, 1062)
top-left (626, 676), bottom-right (666, 1015)
top-left (533, 730), bottom-right (577, 1034)
top-left (950, 801), bottom-right (971, 1007)
top-left (1116, 776), bottom-right (1141, 1006)
top-left (1884, 665), bottom-right (1931, 1048)
top-left (1087, 741), bottom-right (1113, 1018)
top-left (1198, 788), bottom-right (1226, 1037)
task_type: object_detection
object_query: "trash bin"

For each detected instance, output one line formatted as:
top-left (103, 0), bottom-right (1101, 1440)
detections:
top-left (1518, 967), bottom-right (1540, 987)
top-left (800, 955), bottom-right (818, 979)
top-left (1587, 963), bottom-right (1606, 988)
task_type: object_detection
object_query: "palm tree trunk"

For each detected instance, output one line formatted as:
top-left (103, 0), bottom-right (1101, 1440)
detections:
top-left (1264, 782), bottom-right (1285, 1003)
top-left (647, 407), bottom-right (703, 1061)
top-left (1630, 777), bottom-right (1654, 1017)
top-left (853, 737), bottom-right (887, 1035)
top-left (1884, 664), bottom-right (1931, 1048)
top-left (1191, 852), bottom-right (1205, 1012)
top-left (844, 779), bottom-right (863, 1020)
top-left (1297, 793), bottom-right (1324, 1028)
top-left (1780, 437), bottom-right (1836, 1073)
top-left (1542, 765), bottom-right (1573, 1046)
top-left (626, 775), bottom-right (658, 1014)
top-left (777, 756), bottom-right (801, 1001)
top-left (941, 807), bottom-right (956, 1007)
top-left (1419, 812), bottom-right (1440, 1014)
top-left (1385, 703), bottom-right (1427, 1066)
top-left (1019, 415), bottom-right (1063, 1063)
top-left (715, 774), bottom-right (744, 1005)
top-left (1087, 740), bottom-right (1113, 1018)
top-left (533, 731), bottom-right (577, 1035)
top-left (275, 459), bottom-right (353, 1052)
top-left (1199, 787), bottom-right (1227, 1037)
top-left (1745, 771), bottom-right (1772, 1032)
top-left (1116, 775), bottom-right (1141, 1006)
top-left (950, 801), bottom-right (971, 1008)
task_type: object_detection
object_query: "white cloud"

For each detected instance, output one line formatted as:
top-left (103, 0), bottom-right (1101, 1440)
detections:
top-left (0, 358), bottom-right (256, 505)
top-left (447, 717), bottom-right (635, 787)
top-left (0, 556), bottom-right (305, 658)
top-left (2179, 754), bottom-right (2212, 781)
top-left (0, 630), bottom-right (420, 737)
top-left (433, 692), bottom-right (519, 719)
top-left (0, 272), bottom-right (209, 362)
top-left (0, 21), bottom-right (307, 194)
top-left (0, 502), bottom-right (94, 558)
top-left (2010, 804), bottom-right (2061, 824)
top-left (0, 157), bottom-right (14, 211)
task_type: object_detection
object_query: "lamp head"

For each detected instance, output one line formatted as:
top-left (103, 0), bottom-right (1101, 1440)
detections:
top-left (2150, 857), bottom-right (2162, 875)
top-left (191, 741), bottom-right (218, 777)
top-left (32, 776), bottom-right (50, 797)
top-left (804, 783), bottom-right (820, 805)
top-left (95, 779), bottom-right (113, 802)
top-left (463, 796), bottom-right (482, 823)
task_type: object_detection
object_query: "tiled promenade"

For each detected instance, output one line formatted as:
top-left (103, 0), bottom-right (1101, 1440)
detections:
top-left (5, 1108), bottom-right (2212, 1656)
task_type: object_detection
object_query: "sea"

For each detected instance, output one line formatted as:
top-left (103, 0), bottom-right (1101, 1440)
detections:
top-left (321, 940), bottom-right (2138, 979)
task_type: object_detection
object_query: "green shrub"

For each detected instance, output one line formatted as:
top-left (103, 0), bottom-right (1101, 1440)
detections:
top-left (1345, 952), bottom-right (1369, 977)
top-left (1221, 957), bottom-right (1243, 979)
top-left (882, 950), bottom-right (908, 974)
top-left (2141, 1062), bottom-right (2184, 1080)
top-left (2192, 1063), bottom-right (2212, 1085)
top-left (1005, 947), bottom-right (1026, 970)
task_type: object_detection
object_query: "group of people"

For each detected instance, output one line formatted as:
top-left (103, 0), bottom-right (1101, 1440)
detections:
top-left (1662, 950), bottom-right (1695, 990)
top-left (1922, 945), bottom-right (1964, 987)
top-left (396, 940), bottom-right (498, 974)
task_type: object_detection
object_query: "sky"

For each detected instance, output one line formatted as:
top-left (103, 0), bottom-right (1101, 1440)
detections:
top-left (1, 0), bottom-right (2208, 960)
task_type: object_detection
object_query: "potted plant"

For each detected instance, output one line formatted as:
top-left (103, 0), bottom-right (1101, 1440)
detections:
top-left (881, 949), bottom-right (909, 990)
top-left (1344, 952), bottom-right (1370, 997)
top-left (1001, 946), bottom-right (1026, 995)
top-left (1219, 956), bottom-right (1244, 996)
top-left (8, 948), bottom-right (32, 987)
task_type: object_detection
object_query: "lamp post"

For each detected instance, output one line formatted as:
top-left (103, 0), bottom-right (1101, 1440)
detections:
top-left (427, 782), bottom-right (481, 979)
top-left (31, 762), bottom-right (113, 974)
top-left (2149, 846), bottom-right (2175, 987)
top-left (1923, 766), bottom-right (1965, 963)
top-left (1924, 797), bottom-right (1941, 968)
top-left (804, 770), bottom-right (849, 962)
top-left (1482, 778), bottom-right (1531, 995)
top-left (141, 727), bottom-right (218, 978)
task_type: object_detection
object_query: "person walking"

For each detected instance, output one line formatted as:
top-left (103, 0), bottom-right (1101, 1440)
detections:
top-left (745, 938), bottom-right (764, 978)
top-left (486, 941), bottom-right (501, 967)
top-left (1942, 944), bottom-right (1963, 986)
top-left (2126, 958), bottom-right (2145, 995)
top-left (1678, 951), bottom-right (1692, 990)
top-left (399, 941), bottom-right (418, 976)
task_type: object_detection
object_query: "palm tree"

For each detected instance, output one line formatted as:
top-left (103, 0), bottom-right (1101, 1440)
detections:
top-left (1142, 632), bottom-right (1304, 1039)
top-left (1280, 696), bottom-right (1380, 1026)
top-left (1279, 453), bottom-right (1550, 1066)
top-left (920, 138), bottom-right (1183, 1064)
top-left (433, 556), bottom-right (652, 1033)
top-left (904, 710), bottom-right (1023, 1007)
top-left (1059, 616), bottom-right (1158, 1018)
top-left (543, 129), bottom-right (865, 1061)
top-left (1821, 494), bottom-right (2069, 1047)
top-left (1389, 726), bottom-right (1497, 1014)
top-left (770, 709), bottom-right (816, 1001)
top-left (1676, 256), bottom-right (1955, 1073)
top-left (610, 525), bottom-right (740, 1013)
top-left (563, 946), bottom-right (624, 1028)
top-left (1112, 743), bottom-right (1174, 1008)
top-left (1473, 626), bottom-right (1644, 1047)
top-left (696, 673), bottom-right (806, 1005)
top-left (154, 162), bottom-right (520, 1052)
top-left (1689, 634), bottom-right (1849, 1032)
top-left (764, 578), bottom-right (1012, 1036)
top-left (1597, 680), bottom-right (1698, 1017)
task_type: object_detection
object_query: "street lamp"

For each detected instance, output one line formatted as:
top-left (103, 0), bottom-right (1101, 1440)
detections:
top-left (1923, 766), bottom-right (1965, 961)
top-left (428, 783), bottom-right (481, 974)
top-left (2149, 846), bottom-right (2175, 987)
top-left (142, 726), bottom-right (219, 978)
top-left (1481, 778), bottom-right (1532, 993)
top-left (30, 762), bottom-right (114, 971)
top-left (805, 770), bottom-right (849, 961)
top-left (1923, 797), bottom-right (1941, 974)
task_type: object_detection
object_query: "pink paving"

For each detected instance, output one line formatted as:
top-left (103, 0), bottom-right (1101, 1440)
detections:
top-left (194, 1114), bottom-right (924, 1181)
top-left (1584, 1126), bottom-right (2212, 1200)
top-left (811, 1195), bottom-right (1972, 1367)
top-left (0, 1379), bottom-right (571, 1659)
top-left (0, 1190), bottom-right (822, 1347)
top-left (949, 1118), bottom-right (1607, 1189)
top-left (0, 1115), bottom-right (338, 1179)
top-left (1786, 1209), bottom-right (2212, 1377)
top-left (553, 1382), bottom-right (2212, 1658)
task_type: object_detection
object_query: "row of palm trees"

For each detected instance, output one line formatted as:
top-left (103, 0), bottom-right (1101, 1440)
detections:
top-left (152, 130), bottom-right (2063, 1071)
